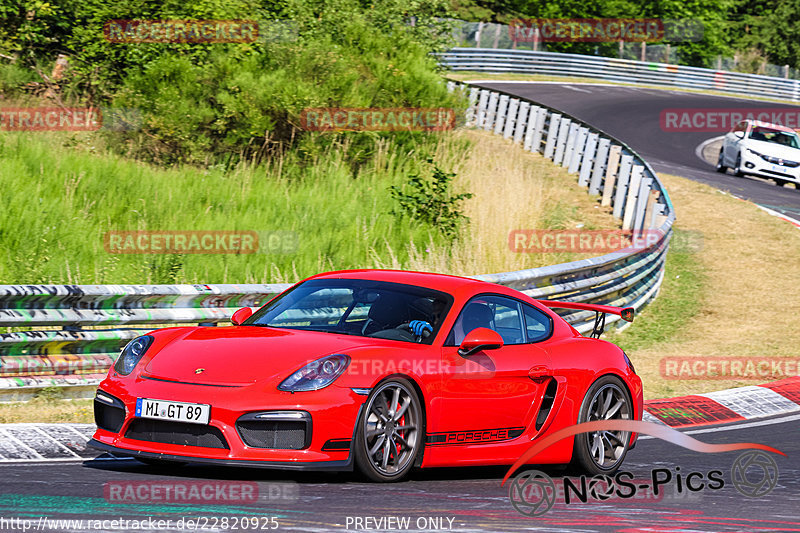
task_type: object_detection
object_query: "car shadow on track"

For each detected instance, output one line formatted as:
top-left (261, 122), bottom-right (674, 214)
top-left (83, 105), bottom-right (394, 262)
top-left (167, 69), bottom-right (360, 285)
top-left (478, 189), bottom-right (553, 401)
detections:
top-left (82, 454), bottom-right (568, 485)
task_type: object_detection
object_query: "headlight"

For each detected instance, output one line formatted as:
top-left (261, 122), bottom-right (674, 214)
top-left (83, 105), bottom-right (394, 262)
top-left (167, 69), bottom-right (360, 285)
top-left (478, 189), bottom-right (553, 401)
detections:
top-left (114, 335), bottom-right (154, 375)
top-left (278, 354), bottom-right (350, 392)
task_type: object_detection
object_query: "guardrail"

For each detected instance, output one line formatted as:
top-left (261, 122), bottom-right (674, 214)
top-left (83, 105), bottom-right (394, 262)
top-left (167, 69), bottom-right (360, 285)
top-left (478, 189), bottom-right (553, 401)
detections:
top-left (0, 81), bottom-right (675, 400)
top-left (441, 48), bottom-right (800, 101)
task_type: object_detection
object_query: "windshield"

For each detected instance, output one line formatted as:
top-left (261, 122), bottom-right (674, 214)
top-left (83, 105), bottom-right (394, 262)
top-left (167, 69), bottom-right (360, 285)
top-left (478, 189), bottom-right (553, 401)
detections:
top-left (748, 126), bottom-right (800, 148)
top-left (247, 278), bottom-right (453, 344)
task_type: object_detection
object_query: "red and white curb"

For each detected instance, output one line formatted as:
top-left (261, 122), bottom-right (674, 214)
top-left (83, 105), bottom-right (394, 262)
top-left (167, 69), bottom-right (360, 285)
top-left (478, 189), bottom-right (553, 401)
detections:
top-left (755, 203), bottom-right (800, 229)
top-left (644, 376), bottom-right (800, 427)
top-left (0, 423), bottom-right (95, 461)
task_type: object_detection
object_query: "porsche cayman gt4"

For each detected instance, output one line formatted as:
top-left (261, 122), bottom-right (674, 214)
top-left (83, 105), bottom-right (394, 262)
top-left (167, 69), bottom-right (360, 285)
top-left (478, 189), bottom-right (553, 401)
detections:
top-left (90, 269), bottom-right (642, 481)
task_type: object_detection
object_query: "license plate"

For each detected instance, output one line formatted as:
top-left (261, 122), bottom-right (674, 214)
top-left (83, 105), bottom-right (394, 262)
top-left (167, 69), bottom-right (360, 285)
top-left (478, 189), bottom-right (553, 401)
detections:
top-left (772, 164), bottom-right (785, 172)
top-left (135, 398), bottom-right (210, 425)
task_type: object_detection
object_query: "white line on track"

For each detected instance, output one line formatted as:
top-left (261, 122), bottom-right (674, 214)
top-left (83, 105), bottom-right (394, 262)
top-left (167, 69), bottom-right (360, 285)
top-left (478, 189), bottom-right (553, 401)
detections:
top-left (0, 457), bottom-right (88, 465)
top-left (694, 135), bottom-right (724, 165)
top-left (561, 84), bottom-right (592, 93)
top-left (638, 412), bottom-right (800, 440)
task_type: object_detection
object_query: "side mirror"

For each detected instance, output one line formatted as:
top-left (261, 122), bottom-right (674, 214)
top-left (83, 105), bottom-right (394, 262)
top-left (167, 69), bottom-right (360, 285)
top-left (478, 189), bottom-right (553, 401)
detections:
top-left (231, 307), bottom-right (254, 326)
top-left (458, 327), bottom-right (504, 357)
top-left (734, 131), bottom-right (744, 139)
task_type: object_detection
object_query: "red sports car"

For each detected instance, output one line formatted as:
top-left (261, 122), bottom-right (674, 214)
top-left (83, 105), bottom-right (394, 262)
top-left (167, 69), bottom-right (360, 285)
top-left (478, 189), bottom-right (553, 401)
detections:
top-left (90, 269), bottom-right (642, 482)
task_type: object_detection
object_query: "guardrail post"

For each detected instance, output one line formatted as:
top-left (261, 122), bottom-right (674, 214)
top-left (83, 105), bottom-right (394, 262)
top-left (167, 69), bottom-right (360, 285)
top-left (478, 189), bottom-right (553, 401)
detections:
top-left (644, 189), bottom-right (660, 229)
top-left (484, 92), bottom-right (499, 131)
top-left (522, 105), bottom-right (539, 151)
top-left (530, 108), bottom-right (547, 152)
top-left (580, 133), bottom-right (599, 188)
top-left (466, 87), bottom-right (479, 126)
top-left (589, 138), bottom-right (610, 195)
top-left (504, 98), bottom-right (519, 139)
top-left (601, 145), bottom-right (622, 206)
top-left (622, 166), bottom-right (644, 230)
top-left (476, 90), bottom-right (489, 128)
top-left (553, 118), bottom-right (572, 164)
top-left (494, 94), bottom-right (510, 135)
top-left (613, 154), bottom-right (634, 219)
top-left (653, 204), bottom-right (667, 229)
top-left (569, 127), bottom-right (589, 174)
top-left (559, 122), bottom-right (578, 167)
top-left (514, 101), bottom-right (530, 144)
top-left (543, 113), bottom-right (561, 159)
top-left (633, 176), bottom-right (653, 233)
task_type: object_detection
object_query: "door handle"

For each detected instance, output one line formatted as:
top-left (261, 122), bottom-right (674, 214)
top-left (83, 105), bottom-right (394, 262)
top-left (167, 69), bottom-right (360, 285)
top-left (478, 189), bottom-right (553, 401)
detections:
top-left (528, 365), bottom-right (552, 380)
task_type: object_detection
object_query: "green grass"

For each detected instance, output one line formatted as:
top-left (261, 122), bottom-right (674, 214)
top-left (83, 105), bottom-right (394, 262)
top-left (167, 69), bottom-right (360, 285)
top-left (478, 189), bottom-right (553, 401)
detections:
top-left (0, 133), bottom-right (469, 284)
top-left (604, 229), bottom-right (707, 352)
top-left (0, 398), bottom-right (93, 423)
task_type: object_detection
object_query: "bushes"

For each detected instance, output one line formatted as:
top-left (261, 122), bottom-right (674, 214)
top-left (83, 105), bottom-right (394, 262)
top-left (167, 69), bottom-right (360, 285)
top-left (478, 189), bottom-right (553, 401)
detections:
top-left (0, 0), bottom-right (462, 164)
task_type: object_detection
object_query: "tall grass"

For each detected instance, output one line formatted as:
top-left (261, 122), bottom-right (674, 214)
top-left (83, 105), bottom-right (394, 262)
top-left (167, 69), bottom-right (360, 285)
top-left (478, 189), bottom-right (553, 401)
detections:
top-left (0, 132), bottom-right (467, 284)
top-left (0, 129), bottom-right (623, 285)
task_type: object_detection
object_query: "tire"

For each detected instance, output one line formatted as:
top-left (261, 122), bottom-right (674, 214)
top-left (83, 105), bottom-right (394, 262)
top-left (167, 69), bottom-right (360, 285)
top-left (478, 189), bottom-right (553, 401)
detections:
top-left (715, 149), bottom-right (727, 173)
top-left (734, 153), bottom-right (744, 177)
top-left (354, 378), bottom-right (424, 482)
top-left (571, 375), bottom-right (633, 476)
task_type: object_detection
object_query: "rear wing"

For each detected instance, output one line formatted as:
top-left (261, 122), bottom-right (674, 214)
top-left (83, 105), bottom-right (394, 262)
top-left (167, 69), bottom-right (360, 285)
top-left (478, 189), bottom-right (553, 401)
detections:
top-left (539, 300), bottom-right (634, 338)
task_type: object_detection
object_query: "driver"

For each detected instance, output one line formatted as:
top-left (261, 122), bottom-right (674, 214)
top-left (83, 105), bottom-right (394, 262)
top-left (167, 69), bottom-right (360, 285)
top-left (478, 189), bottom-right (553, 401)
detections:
top-left (409, 298), bottom-right (447, 338)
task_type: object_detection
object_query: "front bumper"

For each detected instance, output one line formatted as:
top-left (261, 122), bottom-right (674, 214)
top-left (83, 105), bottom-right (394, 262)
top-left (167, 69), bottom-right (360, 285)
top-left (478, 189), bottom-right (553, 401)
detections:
top-left (88, 439), bottom-right (353, 471)
top-left (740, 151), bottom-right (800, 183)
top-left (92, 374), bottom-right (365, 468)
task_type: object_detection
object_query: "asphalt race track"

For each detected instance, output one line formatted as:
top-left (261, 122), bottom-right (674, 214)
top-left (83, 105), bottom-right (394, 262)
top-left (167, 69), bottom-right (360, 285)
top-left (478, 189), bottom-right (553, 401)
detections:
top-left (0, 413), bottom-right (796, 532)
top-left (473, 81), bottom-right (800, 222)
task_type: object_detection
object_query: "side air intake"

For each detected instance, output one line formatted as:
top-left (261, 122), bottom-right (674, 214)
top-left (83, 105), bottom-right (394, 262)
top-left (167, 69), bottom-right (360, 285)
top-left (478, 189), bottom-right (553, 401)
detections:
top-left (535, 379), bottom-right (558, 431)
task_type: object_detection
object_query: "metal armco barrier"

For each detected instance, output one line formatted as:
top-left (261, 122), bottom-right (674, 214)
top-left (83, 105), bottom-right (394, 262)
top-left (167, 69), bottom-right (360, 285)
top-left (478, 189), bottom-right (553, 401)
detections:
top-left (448, 79), bottom-right (673, 332)
top-left (440, 48), bottom-right (800, 101)
top-left (0, 82), bottom-right (675, 400)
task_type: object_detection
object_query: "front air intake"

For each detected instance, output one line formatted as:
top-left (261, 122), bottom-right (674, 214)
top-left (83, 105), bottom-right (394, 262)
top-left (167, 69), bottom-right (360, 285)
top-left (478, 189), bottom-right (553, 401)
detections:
top-left (125, 419), bottom-right (229, 449)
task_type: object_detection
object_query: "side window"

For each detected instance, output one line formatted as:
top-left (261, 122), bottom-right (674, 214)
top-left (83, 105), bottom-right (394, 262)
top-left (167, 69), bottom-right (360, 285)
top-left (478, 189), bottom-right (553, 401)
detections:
top-left (523, 304), bottom-right (552, 343)
top-left (733, 121), bottom-right (747, 135)
top-left (447, 295), bottom-right (525, 346)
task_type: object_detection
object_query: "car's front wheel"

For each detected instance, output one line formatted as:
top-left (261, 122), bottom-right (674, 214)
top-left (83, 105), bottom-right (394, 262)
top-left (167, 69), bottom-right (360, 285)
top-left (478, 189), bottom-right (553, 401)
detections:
top-left (734, 153), bottom-right (745, 177)
top-left (354, 378), bottom-right (424, 482)
top-left (715, 149), bottom-right (727, 173)
top-left (571, 375), bottom-right (632, 476)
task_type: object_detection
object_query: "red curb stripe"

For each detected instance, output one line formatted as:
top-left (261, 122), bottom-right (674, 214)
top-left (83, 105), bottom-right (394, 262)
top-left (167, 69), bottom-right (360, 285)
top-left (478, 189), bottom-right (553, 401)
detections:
top-left (759, 375), bottom-right (800, 405)
top-left (644, 395), bottom-right (745, 427)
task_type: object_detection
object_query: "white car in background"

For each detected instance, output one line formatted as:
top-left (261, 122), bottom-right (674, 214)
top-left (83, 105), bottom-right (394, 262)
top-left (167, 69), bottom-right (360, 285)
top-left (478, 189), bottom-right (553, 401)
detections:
top-left (717, 119), bottom-right (800, 188)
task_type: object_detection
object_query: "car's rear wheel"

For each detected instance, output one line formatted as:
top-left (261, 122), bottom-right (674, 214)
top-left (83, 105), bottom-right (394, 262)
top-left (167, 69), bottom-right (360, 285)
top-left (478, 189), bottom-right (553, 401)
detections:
top-left (354, 378), bottom-right (424, 482)
top-left (715, 149), bottom-right (727, 173)
top-left (571, 375), bottom-right (632, 476)
top-left (734, 153), bottom-right (745, 177)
